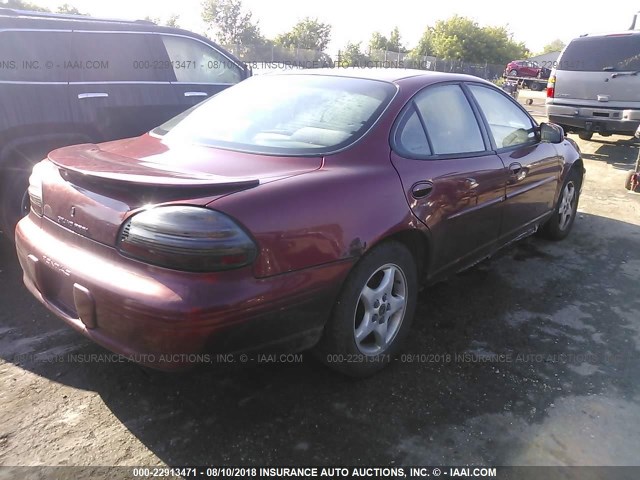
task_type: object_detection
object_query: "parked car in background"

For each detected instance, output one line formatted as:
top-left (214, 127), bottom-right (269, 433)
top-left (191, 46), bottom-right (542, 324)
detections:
top-left (0, 8), bottom-right (250, 239)
top-left (546, 28), bottom-right (640, 140)
top-left (505, 60), bottom-right (550, 79)
top-left (15, 69), bottom-right (584, 377)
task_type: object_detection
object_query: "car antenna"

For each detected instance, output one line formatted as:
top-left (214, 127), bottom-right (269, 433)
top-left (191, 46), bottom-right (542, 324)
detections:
top-left (630, 11), bottom-right (640, 30)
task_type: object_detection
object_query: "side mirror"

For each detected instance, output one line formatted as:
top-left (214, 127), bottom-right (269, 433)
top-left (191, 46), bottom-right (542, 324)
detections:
top-left (540, 122), bottom-right (565, 144)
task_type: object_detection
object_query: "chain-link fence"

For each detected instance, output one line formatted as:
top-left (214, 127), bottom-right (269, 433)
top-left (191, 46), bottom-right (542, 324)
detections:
top-left (224, 44), bottom-right (506, 81)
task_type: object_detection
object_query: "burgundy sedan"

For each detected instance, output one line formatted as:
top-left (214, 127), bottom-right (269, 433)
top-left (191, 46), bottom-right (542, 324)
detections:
top-left (15, 69), bottom-right (583, 376)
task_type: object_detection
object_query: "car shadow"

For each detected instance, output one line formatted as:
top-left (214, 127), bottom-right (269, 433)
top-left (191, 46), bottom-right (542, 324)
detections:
top-left (1, 212), bottom-right (639, 466)
top-left (577, 136), bottom-right (638, 171)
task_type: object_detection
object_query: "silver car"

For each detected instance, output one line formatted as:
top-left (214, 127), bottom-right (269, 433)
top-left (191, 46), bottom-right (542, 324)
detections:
top-left (546, 28), bottom-right (640, 140)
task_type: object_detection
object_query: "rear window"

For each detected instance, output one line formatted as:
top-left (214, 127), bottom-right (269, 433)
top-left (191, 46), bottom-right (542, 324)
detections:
top-left (153, 74), bottom-right (396, 155)
top-left (559, 35), bottom-right (640, 71)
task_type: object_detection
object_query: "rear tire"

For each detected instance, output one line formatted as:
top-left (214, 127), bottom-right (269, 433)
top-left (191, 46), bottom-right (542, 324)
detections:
top-left (578, 131), bottom-right (593, 141)
top-left (540, 168), bottom-right (582, 241)
top-left (314, 241), bottom-right (418, 377)
top-left (0, 164), bottom-right (31, 242)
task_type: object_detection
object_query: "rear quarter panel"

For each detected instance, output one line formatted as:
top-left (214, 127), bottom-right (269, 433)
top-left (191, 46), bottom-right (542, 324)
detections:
top-left (209, 142), bottom-right (423, 279)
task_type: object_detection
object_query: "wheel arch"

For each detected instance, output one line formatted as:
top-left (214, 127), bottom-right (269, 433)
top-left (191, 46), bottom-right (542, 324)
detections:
top-left (366, 226), bottom-right (431, 284)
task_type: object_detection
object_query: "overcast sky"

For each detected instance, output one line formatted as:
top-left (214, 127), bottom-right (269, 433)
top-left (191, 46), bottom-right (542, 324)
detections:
top-left (10, 0), bottom-right (640, 55)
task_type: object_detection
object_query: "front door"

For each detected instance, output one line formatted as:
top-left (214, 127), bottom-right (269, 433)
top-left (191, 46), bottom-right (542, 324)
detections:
top-left (158, 34), bottom-right (247, 110)
top-left (390, 83), bottom-right (507, 276)
top-left (67, 31), bottom-right (181, 143)
top-left (466, 84), bottom-right (562, 242)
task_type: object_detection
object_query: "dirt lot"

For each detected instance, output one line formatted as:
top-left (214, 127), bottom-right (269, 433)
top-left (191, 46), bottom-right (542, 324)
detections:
top-left (1, 96), bottom-right (640, 471)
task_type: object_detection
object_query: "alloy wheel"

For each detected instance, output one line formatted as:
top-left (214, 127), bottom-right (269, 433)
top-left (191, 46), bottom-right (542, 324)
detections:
top-left (353, 263), bottom-right (407, 355)
top-left (558, 181), bottom-right (576, 231)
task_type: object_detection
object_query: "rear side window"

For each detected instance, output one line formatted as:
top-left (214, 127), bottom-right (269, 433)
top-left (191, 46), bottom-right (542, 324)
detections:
top-left (412, 84), bottom-right (485, 155)
top-left (70, 32), bottom-right (170, 82)
top-left (160, 35), bottom-right (242, 84)
top-left (394, 107), bottom-right (431, 156)
top-left (468, 84), bottom-right (536, 149)
top-left (559, 35), bottom-right (640, 71)
top-left (0, 31), bottom-right (70, 82)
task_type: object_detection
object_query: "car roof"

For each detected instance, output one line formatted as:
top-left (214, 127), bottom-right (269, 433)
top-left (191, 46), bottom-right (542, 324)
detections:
top-left (270, 67), bottom-right (491, 85)
top-left (0, 8), bottom-right (183, 34)
top-left (577, 30), bottom-right (640, 39)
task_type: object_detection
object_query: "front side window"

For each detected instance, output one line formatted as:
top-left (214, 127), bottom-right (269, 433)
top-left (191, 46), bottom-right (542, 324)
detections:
top-left (468, 84), bottom-right (536, 149)
top-left (153, 74), bottom-right (396, 155)
top-left (411, 84), bottom-right (485, 155)
top-left (70, 32), bottom-right (167, 82)
top-left (161, 35), bottom-right (242, 84)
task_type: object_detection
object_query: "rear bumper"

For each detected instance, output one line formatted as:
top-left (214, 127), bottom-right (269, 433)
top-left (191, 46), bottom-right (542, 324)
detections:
top-left (15, 214), bottom-right (353, 370)
top-left (547, 104), bottom-right (640, 134)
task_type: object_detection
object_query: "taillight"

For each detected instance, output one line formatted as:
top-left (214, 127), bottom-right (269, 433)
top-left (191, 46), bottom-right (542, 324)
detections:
top-left (28, 162), bottom-right (45, 216)
top-left (118, 206), bottom-right (257, 272)
top-left (547, 73), bottom-right (556, 98)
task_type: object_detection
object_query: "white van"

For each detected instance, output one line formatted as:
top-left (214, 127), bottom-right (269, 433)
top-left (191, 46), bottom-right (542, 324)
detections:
top-left (546, 27), bottom-right (640, 140)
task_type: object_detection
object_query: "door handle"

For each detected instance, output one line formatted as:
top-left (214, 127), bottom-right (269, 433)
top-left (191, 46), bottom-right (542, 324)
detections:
top-left (465, 178), bottom-right (479, 190)
top-left (509, 162), bottom-right (527, 181)
top-left (411, 181), bottom-right (433, 199)
top-left (184, 91), bottom-right (208, 97)
top-left (77, 92), bottom-right (109, 99)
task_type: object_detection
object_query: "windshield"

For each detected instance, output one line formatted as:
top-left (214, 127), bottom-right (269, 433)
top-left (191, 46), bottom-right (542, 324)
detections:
top-left (153, 74), bottom-right (396, 155)
top-left (558, 35), bottom-right (640, 71)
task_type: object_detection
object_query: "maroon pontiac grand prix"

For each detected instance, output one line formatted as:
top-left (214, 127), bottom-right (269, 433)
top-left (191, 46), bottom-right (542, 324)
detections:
top-left (15, 69), bottom-right (584, 376)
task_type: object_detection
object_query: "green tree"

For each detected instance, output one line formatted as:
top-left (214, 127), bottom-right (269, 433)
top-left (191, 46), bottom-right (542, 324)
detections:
top-left (480, 25), bottom-right (529, 63)
top-left (369, 31), bottom-right (389, 52)
top-left (3, 0), bottom-right (50, 11)
top-left (143, 15), bottom-right (160, 24)
top-left (339, 41), bottom-right (370, 67)
top-left (541, 39), bottom-right (565, 54)
top-left (388, 26), bottom-right (404, 52)
top-left (368, 27), bottom-right (405, 53)
top-left (422, 15), bottom-right (528, 63)
top-left (274, 17), bottom-right (331, 52)
top-left (56, 3), bottom-right (85, 14)
top-left (409, 27), bottom-right (434, 58)
top-left (165, 13), bottom-right (180, 28)
top-left (201, 0), bottom-right (265, 46)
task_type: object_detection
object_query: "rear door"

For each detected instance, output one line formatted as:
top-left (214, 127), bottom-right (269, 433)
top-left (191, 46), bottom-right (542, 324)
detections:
top-left (67, 31), bottom-right (181, 142)
top-left (0, 30), bottom-right (74, 148)
top-left (390, 83), bottom-right (507, 276)
top-left (159, 34), bottom-right (246, 108)
top-left (555, 34), bottom-right (640, 108)
top-left (467, 83), bottom-right (561, 242)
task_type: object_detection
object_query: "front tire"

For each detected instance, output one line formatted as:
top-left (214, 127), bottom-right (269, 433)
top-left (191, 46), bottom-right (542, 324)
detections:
top-left (315, 241), bottom-right (418, 377)
top-left (509, 69), bottom-right (518, 76)
top-left (540, 168), bottom-right (582, 240)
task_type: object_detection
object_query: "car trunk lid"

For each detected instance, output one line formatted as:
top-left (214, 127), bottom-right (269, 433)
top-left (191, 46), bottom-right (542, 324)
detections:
top-left (41, 135), bottom-right (322, 246)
